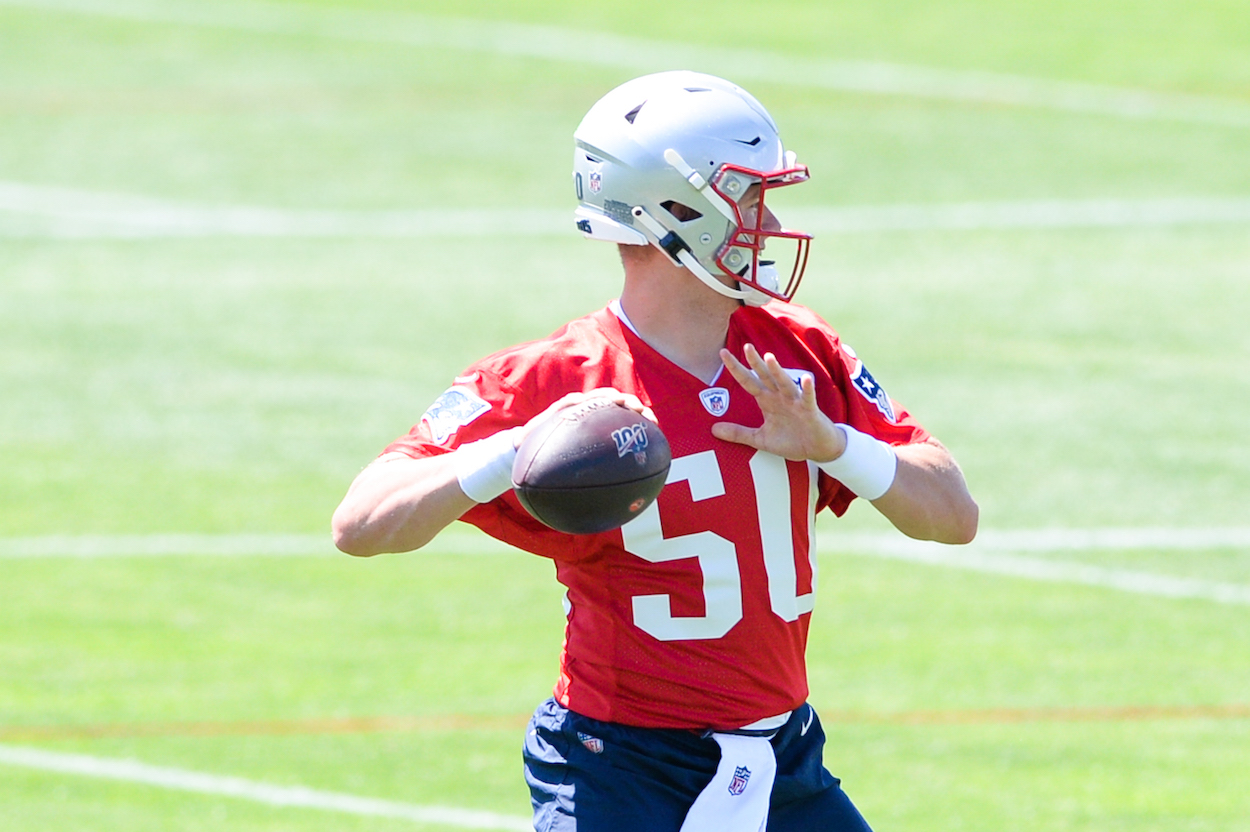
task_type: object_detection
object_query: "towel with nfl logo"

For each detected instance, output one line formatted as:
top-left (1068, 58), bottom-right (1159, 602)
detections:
top-left (678, 733), bottom-right (777, 832)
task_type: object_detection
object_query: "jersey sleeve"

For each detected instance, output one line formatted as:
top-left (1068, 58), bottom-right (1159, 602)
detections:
top-left (383, 367), bottom-right (529, 459)
top-left (830, 341), bottom-right (930, 447)
top-left (380, 359), bottom-right (611, 562)
top-left (798, 315), bottom-right (932, 517)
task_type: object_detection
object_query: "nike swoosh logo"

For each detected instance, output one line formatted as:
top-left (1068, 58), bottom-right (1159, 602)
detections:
top-left (800, 706), bottom-right (815, 736)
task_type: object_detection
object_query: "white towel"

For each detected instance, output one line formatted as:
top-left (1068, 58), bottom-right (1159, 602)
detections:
top-left (678, 732), bottom-right (777, 832)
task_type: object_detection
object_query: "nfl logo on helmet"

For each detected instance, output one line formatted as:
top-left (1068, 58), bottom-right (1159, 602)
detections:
top-left (728, 765), bottom-right (751, 796)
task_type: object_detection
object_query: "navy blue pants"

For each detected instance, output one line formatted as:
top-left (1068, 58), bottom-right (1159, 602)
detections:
top-left (523, 698), bottom-right (873, 832)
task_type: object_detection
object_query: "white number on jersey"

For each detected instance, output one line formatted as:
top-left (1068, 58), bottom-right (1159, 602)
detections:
top-left (621, 449), bottom-right (818, 641)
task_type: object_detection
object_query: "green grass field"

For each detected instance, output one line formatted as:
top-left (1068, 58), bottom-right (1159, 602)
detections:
top-left (2, 0), bottom-right (1248, 829)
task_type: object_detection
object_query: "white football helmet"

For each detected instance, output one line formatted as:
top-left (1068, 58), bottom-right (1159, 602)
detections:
top-left (573, 71), bottom-right (811, 306)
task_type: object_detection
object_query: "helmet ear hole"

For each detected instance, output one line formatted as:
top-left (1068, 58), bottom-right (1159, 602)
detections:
top-left (660, 201), bottom-right (703, 222)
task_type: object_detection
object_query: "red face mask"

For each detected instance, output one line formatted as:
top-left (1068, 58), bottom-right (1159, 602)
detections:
top-left (710, 161), bottom-right (812, 303)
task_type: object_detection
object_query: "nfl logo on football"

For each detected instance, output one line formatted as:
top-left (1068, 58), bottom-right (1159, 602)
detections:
top-left (611, 423), bottom-right (650, 464)
top-left (728, 765), bottom-right (751, 796)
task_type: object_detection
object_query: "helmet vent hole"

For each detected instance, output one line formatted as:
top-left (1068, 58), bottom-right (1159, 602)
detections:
top-left (661, 201), bottom-right (703, 222)
top-left (624, 102), bottom-right (645, 124)
top-left (736, 136), bottom-right (763, 146)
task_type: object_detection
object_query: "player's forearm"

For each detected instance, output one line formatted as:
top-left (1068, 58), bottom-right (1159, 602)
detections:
top-left (871, 439), bottom-right (978, 544)
top-left (331, 454), bottom-right (476, 556)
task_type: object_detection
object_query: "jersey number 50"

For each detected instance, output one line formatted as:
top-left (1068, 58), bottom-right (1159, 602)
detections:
top-left (620, 450), bottom-right (817, 641)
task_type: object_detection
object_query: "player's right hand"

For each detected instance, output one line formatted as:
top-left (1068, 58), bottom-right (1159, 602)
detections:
top-left (515, 388), bottom-right (655, 448)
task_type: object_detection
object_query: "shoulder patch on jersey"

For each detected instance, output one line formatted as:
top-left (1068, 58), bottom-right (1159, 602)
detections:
top-left (421, 386), bottom-right (491, 444)
top-left (849, 361), bottom-right (897, 423)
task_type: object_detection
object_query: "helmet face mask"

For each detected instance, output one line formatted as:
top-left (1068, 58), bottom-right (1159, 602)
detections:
top-left (572, 71), bottom-right (812, 306)
top-left (711, 162), bottom-right (811, 303)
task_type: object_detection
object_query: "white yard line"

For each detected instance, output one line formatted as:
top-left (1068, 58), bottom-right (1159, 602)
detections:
top-left (793, 197), bottom-right (1250, 233)
top-left (4, 181), bottom-right (1250, 238)
top-left (0, 744), bottom-right (532, 830)
top-left (943, 527), bottom-right (1250, 553)
top-left (2, 0), bottom-right (1249, 127)
top-left (0, 181), bottom-right (569, 239)
top-left (832, 530), bottom-right (1250, 605)
top-left (3, 528), bottom-right (1248, 605)
top-left (0, 533), bottom-right (336, 557)
top-left (0, 531), bottom-right (514, 557)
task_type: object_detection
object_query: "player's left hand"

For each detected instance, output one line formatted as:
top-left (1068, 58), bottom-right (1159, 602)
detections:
top-left (711, 344), bottom-right (846, 463)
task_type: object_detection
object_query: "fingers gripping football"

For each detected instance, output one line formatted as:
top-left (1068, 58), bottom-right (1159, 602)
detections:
top-left (511, 392), bottom-right (670, 535)
top-left (711, 344), bottom-right (846, 463)
top-left (517, 387), bottom-right (655, 447)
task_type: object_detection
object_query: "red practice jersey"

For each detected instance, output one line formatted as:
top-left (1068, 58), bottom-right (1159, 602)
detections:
top-left (385, 302), bottom-right (929, 730)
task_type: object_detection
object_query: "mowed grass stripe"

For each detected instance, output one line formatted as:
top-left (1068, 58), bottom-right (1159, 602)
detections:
top-left (5, 528), bottom-right (1250, 557)
top-left (3, 0), bottom-right (1249, 126)
top-left (0, 744), bottom-right (532, 831)
top-left (3, 704), bottom-right (1248, 743)
top-left (4, 181), bottom-right (1250, 238)
top-left (0, 714), bottom-right (530, 741)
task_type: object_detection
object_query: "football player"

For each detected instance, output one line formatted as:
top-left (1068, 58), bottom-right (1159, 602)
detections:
top-left (333, 71), bottom-right (978, 832)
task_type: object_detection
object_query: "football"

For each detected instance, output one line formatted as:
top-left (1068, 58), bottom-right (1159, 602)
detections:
top-left (511, 399), bottom-right (671, 534)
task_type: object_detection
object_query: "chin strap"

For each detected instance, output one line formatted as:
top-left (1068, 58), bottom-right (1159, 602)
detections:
top-left (630, 206), bottom-right (772, 307)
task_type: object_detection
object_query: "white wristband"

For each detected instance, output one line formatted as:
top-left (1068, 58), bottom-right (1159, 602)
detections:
top-left (454, 428), bottom-right (520, 503)
top-left (817, 424), bottom-right (897, 500)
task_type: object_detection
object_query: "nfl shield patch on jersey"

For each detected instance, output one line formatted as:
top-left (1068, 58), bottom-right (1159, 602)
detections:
top-left (699, 387), bottom-right (730, 417)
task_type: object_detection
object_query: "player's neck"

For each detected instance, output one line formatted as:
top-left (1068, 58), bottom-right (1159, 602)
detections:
top-left (618, 264), bottom-right (738, 385)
